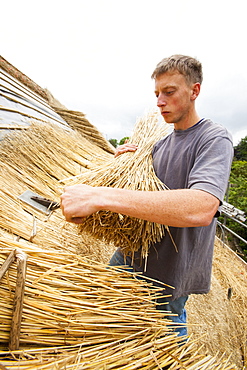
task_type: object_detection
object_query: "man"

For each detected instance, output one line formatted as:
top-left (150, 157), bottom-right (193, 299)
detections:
top-left (60, 55), bottom-right (233, 337)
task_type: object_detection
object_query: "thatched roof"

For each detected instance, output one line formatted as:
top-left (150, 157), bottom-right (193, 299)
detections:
top-left (0, 115), bottom-right (245, 369)
top-left (187, 238), bottom-right (247, 369)
top-left (0, 56), bottom-right (48, 100)
top-left (0, 56), bottom-right (246, 369)
top-left (0, 55), bottom-right (115, 154)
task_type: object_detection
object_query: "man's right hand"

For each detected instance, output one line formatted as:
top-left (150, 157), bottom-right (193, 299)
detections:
top-left (114, 143), bottom-right (138, 158)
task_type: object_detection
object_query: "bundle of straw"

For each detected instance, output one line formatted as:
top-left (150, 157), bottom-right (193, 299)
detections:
top-left (0, 238), bottom-right (237, 369)
top-left (65, 111), bottom-right (171, 260)
top-left (0, 341), bottom-right (236, 369)
top-left (0, 238), bottom-right (171, 347)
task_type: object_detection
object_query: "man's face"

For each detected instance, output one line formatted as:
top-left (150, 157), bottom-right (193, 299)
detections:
top-left (154, 71), bottom-right (196, 126)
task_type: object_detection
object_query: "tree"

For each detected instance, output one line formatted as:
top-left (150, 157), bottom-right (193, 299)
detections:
top-left (222, 160), bottom-right (247, 261)
top-left (109, 137), bottom-right (130, 148)
top-left (228, 160), bottom-right (247, 218)
top-left (234, 135), bottom-right (247, 161)
top-left (109, 138), bottom-right (118, 148)
top-left (119, 137), bottom-right (130, 146)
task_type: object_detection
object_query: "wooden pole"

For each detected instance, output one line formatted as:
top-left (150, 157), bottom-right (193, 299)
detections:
top-left (0, 363), bottom-right (8, 370)
top-left (8, 249), bottom-right (28, 351)
top-left (0, 250), bottom-right (16, 280)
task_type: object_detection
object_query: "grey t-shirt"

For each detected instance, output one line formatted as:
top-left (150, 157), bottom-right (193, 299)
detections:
top-left (126, 119), bottom-right (233, 300)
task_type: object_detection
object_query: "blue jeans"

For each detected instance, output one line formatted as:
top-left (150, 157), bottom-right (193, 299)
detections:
top-left (109, 249), bottom-right (188, 338)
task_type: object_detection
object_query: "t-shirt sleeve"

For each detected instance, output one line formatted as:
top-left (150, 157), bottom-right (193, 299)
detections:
top-left (188, 135), bottom-right (233, 205)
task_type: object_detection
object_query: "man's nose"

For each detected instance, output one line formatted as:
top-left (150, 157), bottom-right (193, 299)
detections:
top-left (157, 94), bottom-right (166, 107)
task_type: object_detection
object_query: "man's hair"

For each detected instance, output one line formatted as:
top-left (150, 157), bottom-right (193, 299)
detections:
top-left (151, 54), bottom-right (203, 85)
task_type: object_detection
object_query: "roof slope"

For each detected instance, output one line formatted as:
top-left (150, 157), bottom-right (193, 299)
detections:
top-left (0, 56), bottom-right (115, 154)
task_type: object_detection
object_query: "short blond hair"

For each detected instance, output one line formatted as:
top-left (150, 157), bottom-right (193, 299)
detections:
top-left (151, 54), bottom-right (203, 85)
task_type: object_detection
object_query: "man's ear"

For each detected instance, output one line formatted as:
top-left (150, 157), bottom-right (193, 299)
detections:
top-left (191, 83), bottom-right (201, 100)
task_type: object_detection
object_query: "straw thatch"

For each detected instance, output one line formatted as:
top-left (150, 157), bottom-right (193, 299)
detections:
top-left (0, 121), bottom-right (115, 261)
top-left (0, 121), bottom-right (111, 180)
top-left (1, 55), bottom-right (115, 158)
top-left (64, 111), bottom-right (172, 261)
top-left (0, 238), bottom-right (170, 347)
top-left (0, 55), bottom-right (246, 368)
top-left (0, 237), bottom-right (237, 369)
top-left (0, 184), bottom-right (111, 259)
top-left (0, 113), bottom-right (245, 368)
top-left (44, 88), bottom-right (116, 155)
top-left (0, 55), bottom-right (48, 101)
top-left (187, 237), bottom-right (247, 369)
top-left (53, 107), bottom-right (116, 155)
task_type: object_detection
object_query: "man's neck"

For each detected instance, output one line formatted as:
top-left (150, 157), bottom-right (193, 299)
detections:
top-left (174, 112), bottom-right (201, 131)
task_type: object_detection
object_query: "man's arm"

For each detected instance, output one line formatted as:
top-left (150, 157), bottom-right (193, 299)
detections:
top-left (60, 184), bottom-right (220, 227)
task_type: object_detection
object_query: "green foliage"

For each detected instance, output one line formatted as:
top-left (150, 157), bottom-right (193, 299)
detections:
top-left (222, 160), bottom-right (247, 260)
top-left (228, 161), bottom-right (247, 210)
top-left (108, 137), bottom-right (130, 148)
top-left (109, 138), bottom-right (118, 148)
top-left (234, 135), bottom-right (247, 161)
top-left (119, 137), bottom-right (130, 146)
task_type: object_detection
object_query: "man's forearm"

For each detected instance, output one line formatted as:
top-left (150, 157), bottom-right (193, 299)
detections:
top-left (61, 185), bottom-right (220, 227)
top-left (98, 187), bottom-right (219, 227)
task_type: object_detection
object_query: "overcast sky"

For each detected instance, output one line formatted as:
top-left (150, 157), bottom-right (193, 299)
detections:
top-left (1, 0), bottom-right (247, 145)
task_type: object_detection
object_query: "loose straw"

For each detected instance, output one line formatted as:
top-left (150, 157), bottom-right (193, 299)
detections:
top-left (0, 238), bottom-right (237, 369)
top-left (65, 111), bottom-right (173, 260)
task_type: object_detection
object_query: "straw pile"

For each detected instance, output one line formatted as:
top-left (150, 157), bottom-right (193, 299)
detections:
top-left (0, 237), bottom-right (237, 369)
top-left (187, 237), bottom-right (247, 369)
top-left (65, 111), bottom-right (172, 260)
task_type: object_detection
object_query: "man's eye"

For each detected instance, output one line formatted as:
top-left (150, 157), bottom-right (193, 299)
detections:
top-left (166, 91), bottom-right (174, 95)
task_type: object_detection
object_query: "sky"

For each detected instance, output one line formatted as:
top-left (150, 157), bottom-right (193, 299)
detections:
top-left (1, 0), bottom-right (247, 145)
